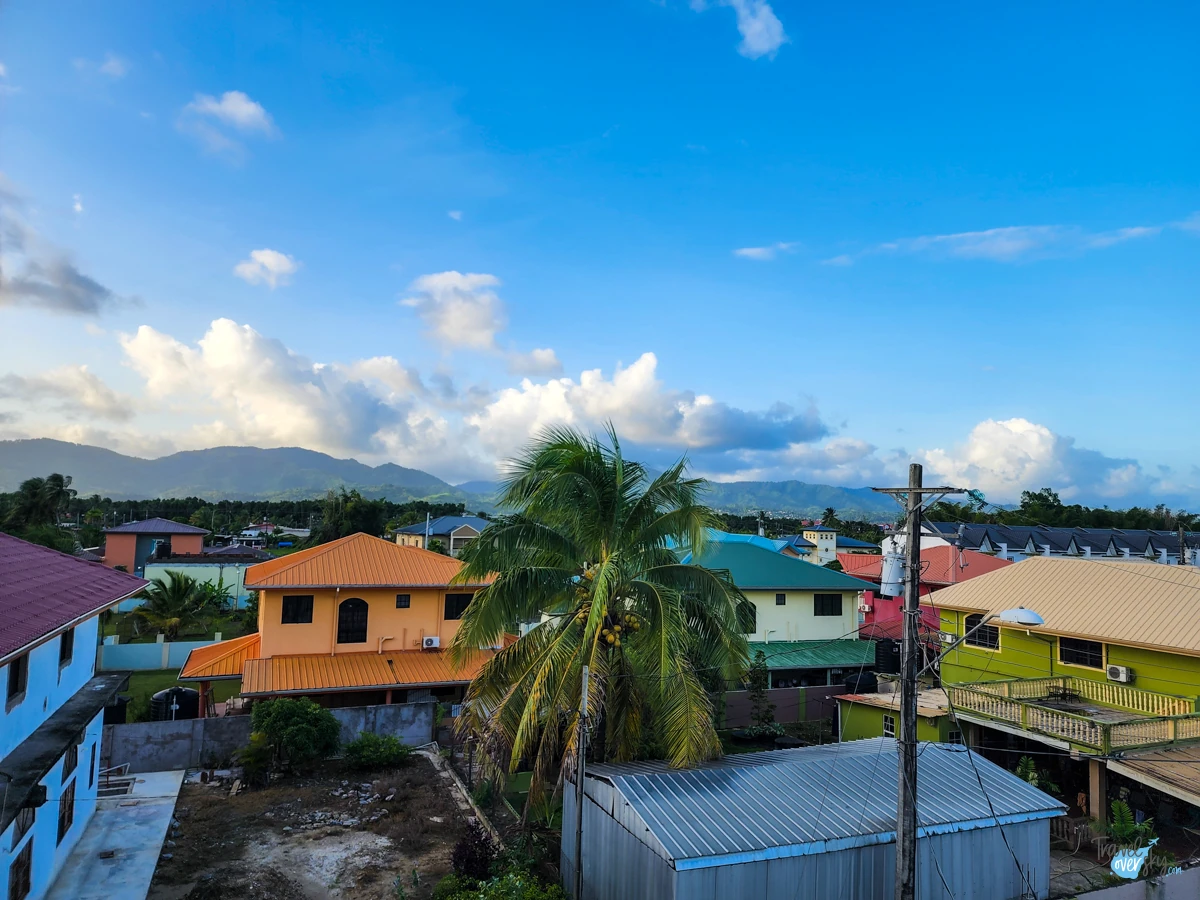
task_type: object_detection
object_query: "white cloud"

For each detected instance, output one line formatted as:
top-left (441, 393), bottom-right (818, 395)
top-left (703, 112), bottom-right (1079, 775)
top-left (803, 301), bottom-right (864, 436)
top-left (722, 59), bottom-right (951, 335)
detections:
top-left (693, 0), bottom-right (789, 60)
top-left (0, 365), bottom-right (132, 421)
top-left (401, 271), bottom-right (507, 350)
top-left (99, 53), bottom-right (128, 79)
top-left (447, 210), bottom-right (463, 221)
top-left (0, 63), bottom-right (7, 78)
top-left (185, 91), bottom-right (276, 134)
top-left (733, 241), bottom-right (798, 260)
top-left (821, 254), bottom-right (854, 267)
top-left (72, 194), bottom-right (84, 215)
top-left (506, 348), bottom-right (562, 376)
top-left (233, 249), bottom-right (299, 289)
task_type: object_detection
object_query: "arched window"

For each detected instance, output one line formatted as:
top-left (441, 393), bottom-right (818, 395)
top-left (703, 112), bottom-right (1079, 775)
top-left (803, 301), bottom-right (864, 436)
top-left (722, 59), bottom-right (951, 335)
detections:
top-left (337, 597), bottom-right (368, 644)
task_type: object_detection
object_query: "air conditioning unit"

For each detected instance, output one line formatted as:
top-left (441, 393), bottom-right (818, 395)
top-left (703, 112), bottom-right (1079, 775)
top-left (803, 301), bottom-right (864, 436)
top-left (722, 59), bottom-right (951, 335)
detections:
top-left (858, 603), bottom-right (872, 613)
top-left (1107, 664), bottom-right (1133, 684)
top-left (940, 632), bottom-right (956, 644)
top-left (422, 636), bottom-right (441, 650)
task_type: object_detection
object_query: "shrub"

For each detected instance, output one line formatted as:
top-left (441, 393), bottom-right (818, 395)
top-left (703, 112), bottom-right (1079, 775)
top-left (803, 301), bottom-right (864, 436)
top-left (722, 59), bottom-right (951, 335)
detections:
top-left (433, 873), bottom-right (476, 899)
top-left (434, 870), bottom-right (565, 900)
top-left (451, 821), bottom-right (497, 881)
top-left (236, 732), bottom-right (273, 787)
top-left (250, 698), bottom-right (340, 769)
top-left (343, 732), bottom-right (412, 771)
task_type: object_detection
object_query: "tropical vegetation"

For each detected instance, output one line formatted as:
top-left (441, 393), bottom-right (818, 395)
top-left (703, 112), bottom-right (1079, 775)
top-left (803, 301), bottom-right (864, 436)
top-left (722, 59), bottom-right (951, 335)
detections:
top-left (448, 426), bottom-right (753, 810)
top-left (133, 571), bottom-right (220, 640)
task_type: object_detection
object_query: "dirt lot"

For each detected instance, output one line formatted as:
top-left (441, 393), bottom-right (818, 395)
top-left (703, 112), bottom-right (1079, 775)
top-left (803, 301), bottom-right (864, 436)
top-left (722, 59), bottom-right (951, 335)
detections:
top-left (149, 753), bottom-right (468, 900)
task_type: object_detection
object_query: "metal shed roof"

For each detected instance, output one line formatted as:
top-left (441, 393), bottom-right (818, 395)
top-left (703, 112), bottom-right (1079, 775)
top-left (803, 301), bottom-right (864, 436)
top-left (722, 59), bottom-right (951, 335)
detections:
top-left (747, 639), bottom-right (875, 670)
top-left (587, 739), bottom-right (1063, 868)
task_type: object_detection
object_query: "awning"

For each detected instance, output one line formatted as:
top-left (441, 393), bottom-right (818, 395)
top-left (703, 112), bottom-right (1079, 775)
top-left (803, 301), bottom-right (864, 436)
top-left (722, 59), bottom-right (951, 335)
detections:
top-left (241, 648), bottom-right (494, 696)
top-left (1107, 743), bottom-right (1200, 808)
top-left (178, 633), bottom-right (261, 681)
top-left (748, 640), bottom-right (875, 670)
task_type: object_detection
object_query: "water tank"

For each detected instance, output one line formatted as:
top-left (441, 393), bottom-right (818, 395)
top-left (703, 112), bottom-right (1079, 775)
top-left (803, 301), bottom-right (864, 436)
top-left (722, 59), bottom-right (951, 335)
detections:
top-left (151, 686), bottom-right (200, 721)
top-left (879, 551), bottom-right (904, 597)
top-left (844, 671), bottom-right (878, 694)
top-left (104, 695), bottom-right (130, 725)
top-left (875, 638), bottom-right (902, 675)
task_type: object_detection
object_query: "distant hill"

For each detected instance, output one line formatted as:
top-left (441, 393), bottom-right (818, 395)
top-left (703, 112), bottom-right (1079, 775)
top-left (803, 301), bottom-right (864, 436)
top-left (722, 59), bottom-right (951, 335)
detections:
top-left (0, 440), bottom-right (899, 521)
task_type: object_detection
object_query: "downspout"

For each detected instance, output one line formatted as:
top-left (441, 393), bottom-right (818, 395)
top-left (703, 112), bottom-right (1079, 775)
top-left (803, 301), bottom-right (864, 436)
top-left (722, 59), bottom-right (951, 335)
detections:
top-left (331, 587), bottom-right (340, 656)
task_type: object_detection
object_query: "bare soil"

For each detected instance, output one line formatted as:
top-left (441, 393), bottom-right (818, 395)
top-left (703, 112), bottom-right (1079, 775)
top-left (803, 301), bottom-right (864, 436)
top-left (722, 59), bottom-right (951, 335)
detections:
top-left (149, 754), bottom-right (467, 900)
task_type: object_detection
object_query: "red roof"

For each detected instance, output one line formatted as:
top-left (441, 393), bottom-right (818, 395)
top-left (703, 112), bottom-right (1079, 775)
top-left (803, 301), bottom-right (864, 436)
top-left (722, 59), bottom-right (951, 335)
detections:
top-left (0, 532), bottom-right (148, 661)
top-left (837, 545), bottom-right (1013, 586)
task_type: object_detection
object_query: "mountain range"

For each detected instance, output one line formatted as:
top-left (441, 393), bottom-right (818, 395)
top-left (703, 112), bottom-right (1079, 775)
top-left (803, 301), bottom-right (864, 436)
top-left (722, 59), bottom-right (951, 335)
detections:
top-left (0, 439), bottom-right (899, 520)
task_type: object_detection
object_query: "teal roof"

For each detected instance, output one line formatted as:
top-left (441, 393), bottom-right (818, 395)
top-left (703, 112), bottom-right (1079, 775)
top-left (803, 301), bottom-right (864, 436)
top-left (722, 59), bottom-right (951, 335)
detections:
top-left (692, 542), bottom-right (876, 591)
top-left (748, 640), bottom-right (876, 670)
top-left (670, 529), bottom-right (790, 557)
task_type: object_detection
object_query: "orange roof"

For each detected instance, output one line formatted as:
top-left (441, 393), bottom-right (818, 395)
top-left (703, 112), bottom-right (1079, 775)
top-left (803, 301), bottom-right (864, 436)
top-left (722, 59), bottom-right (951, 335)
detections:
top-left (178, 632), bottom-right (261, 681)
top-left (244, 533), bottom-right (489, 590)
top-left (241, 648), bottom-right (494, 696)
top-left (836, 546), bottom-right (1012, 586)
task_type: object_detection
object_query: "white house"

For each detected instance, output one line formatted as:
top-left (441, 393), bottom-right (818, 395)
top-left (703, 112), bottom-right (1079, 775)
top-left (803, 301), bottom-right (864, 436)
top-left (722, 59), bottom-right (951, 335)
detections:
top-left (0, 534), bottom-right (146, 900)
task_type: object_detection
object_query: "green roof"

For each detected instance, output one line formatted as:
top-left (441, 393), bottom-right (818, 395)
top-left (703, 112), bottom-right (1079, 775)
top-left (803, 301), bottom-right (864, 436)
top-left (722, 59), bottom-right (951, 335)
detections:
top-left (748, 640), bottom-right (876, 670)
top-left (693, 541), bottom-right (876, 591)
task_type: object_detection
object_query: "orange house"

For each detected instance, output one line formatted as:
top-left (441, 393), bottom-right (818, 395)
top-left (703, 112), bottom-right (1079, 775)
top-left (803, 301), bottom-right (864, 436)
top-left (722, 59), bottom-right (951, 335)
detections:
top-left (179, 533), bottom-right (496, 713)
top-left (102, 517), bottom-right (208, 574)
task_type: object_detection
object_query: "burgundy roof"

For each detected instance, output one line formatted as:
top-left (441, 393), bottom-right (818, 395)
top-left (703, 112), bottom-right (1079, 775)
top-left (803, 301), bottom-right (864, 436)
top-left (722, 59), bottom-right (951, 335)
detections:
top-left (0, 533), bottom-right (148, 661)
top-left (103, 517), bottom-right (209, 535)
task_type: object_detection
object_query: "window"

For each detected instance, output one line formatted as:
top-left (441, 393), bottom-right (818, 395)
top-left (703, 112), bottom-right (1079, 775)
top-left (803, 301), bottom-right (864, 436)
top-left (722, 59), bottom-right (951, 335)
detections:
top-left (10, 807), bottom-right (34, 850)
top-left (59, 628), bottom-right (75, 667)
top-left (883, 714), bottom-right (896, 738)
top-left (281, 595), bottom-right (314, 624)
top-left (948, 730), bottom-right (963, 745)
top-left (9, 837), bottom-right (32, 900)
top-left (89, 743), bottom-right (97, 789)
top-left (1060, 637), bottom-right (1104, 669)
top-left (444, 593), bottom-right (473, 621)
top-left (6, 653), bottom-right (28, 707)
top-left (336, 598), bottom-right (368, 644)
top-left (964, 613), bottom-right (999, 650)
top-left (775, 593), bottom-right (787, 606)
top-left (63, 743), bottom-right (78, 779)
top-left (396, 593), bottom-right (411, 609)
top-left (57, 778), bottom-right (75, 844)
top-left (814, 594), bottom-right (843, 617)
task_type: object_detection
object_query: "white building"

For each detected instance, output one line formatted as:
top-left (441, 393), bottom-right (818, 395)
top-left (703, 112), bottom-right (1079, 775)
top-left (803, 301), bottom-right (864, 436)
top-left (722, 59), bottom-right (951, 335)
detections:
top-left (0, 534), bottom-right (146, 900)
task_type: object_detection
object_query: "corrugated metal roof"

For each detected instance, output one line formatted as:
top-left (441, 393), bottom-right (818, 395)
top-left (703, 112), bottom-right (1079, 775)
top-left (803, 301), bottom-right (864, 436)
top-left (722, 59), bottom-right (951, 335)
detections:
top-left (104, 517), bottom-right (209, 534)
top-left (836, 688), bottom-right (949, 718)
top-left (838, 546), bottom-right (1012, 586)
top-left (747, 639), bottom-right (875, 669)
top-left (241, 647), bottom-right (494, 695)
top-left (835, 536), bottom-right (880, 549)
top-left (394, 515), bottom-right (490, 535)
top-left (178, 633), bottom-right (262, 681)
top-left (931, 556), bottom-right (1200, 657)
top-left (1107, 743), bottom-right (1200, 808)
top-left (691, 542), bottom-right (875, 591)
top-left (0, 532), bottom-right (148, 661)
top-left (244, 532), bottom-right (490, 589)
top-left (589, 739), bottom-right (1063, 865)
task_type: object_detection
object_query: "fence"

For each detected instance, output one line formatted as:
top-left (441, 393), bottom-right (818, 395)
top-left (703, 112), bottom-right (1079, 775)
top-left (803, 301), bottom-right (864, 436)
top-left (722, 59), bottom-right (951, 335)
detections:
top-left (98, 635), bottom-right (225, 671)
top-left (102, 700), bottom-right (436, 773)
top-left (720, 685), bottom-right (844, 728)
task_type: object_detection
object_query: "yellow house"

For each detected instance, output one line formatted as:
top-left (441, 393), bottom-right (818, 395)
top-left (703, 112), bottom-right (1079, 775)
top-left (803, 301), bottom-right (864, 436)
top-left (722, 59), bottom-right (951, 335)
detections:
top-left (180, 533), bottom-right (496, 712)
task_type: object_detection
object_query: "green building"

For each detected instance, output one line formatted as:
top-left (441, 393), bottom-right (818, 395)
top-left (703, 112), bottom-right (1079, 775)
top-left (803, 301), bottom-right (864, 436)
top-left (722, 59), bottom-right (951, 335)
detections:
top-left (836, 687), bottom-right (956, 743)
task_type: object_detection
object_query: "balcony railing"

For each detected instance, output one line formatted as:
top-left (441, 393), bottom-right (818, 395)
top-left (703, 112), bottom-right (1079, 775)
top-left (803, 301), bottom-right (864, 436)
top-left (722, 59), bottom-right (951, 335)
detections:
top-left (947, 675), bottom-right (1200, 754)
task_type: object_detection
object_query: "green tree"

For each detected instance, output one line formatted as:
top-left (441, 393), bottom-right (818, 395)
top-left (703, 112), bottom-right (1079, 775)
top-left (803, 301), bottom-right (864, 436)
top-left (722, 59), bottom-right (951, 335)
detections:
top-left (428, 538), bottom-right (449, 555)
top-left (311, 487), bottom-right (388, 543)
top-left (134, 571), bottom-right (206, 640)
top-left (449, 426), bottom-right (753, 808)
top-left (747, 650), bottom-right (775, 727)
top-left (821, 507), bottom-right (840, 529)
top-left (250, 698), bottom-right (341, 770)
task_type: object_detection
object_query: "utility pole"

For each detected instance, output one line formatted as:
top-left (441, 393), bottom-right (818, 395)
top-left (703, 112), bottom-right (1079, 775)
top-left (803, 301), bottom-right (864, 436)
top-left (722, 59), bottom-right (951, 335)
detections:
top-left (574, 665), bottom-right (590, 900)
top-left (874, 465), bottom-right (963, 900)
top-left (1180, 524), bottom-right (1189, 566)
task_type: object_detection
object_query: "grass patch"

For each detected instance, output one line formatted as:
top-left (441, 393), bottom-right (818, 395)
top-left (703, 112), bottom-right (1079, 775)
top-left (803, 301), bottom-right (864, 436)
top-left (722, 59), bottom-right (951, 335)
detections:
top-left (125, 669), bottom-right (241, 722)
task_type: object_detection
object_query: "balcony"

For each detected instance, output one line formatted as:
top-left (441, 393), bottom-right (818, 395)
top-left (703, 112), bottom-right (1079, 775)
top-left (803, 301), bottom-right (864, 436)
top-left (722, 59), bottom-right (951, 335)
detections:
top-left (947, 676), bottom-right (1200, 754)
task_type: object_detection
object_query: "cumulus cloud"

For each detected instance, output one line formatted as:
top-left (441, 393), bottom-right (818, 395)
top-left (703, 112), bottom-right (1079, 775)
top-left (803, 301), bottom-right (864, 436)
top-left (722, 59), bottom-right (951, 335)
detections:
top-left (0, 366), bottom-right (133, 421)
top-left (506, 348), bottom-right (562, 376)
top-left (99, 53), bottom-right (128, 78)
top-left (401, 271), bottom-right (507, 350)
top-left (0, 198), bottom-right (129, 315)
top-left (693, 0), bottom-right (789, 59)
top-left (179, 90), bottom-right (277, 159)
top-left (920, 418), bottom-right (1152, 503)
top-left (233, 248), bottom-right (300, 289)
top-left (72, 194), bottom-right (84, 215)
top-left (733, 241), bottom-right (799, 260)
top-left (468, 352), bottom-right (826, 462)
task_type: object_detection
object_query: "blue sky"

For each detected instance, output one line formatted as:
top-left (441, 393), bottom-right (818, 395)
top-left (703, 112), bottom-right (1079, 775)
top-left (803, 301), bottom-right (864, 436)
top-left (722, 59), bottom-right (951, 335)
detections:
top-left (1, 1), bottom-right (1198, 504)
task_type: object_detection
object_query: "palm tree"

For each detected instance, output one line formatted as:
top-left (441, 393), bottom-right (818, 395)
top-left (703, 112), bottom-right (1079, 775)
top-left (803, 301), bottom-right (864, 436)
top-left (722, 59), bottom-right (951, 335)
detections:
top-left (135, 571), bottom-right (206, 641)
top-left (449, 426), bottom-right (752, 808)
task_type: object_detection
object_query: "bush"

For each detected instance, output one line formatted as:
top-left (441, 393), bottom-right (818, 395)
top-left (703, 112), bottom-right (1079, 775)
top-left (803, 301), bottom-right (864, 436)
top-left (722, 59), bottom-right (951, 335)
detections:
top-left (343, 732), bottom-right (412, 771)
top-left (236, 732), bottom-right (273, 787)
top-left (434, 871), bottom-right (565, 900)
top-left (433, 873), bottom-right (476, 899)
top-left (250, 698), bottom-right (340, 769)
top-left (451, 821), bottom-right (497, 881)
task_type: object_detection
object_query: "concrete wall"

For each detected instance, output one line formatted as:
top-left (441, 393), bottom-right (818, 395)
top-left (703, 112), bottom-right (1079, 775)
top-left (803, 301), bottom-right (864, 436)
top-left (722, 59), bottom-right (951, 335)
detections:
top-left (743, 589), bottom-right (858, 644)
top-left (102, 701), bottom-right (435, 773)
top-left (720, 685), bottom-right (842, 728)
top-left (1073, 866), bottom-right (1200, 899)
top-left (144, 561), bottom-right (252, 606)
top-left (2, 615), bottom-right (100, 759)
top-left (98, 637), bottom-right (224, 672)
